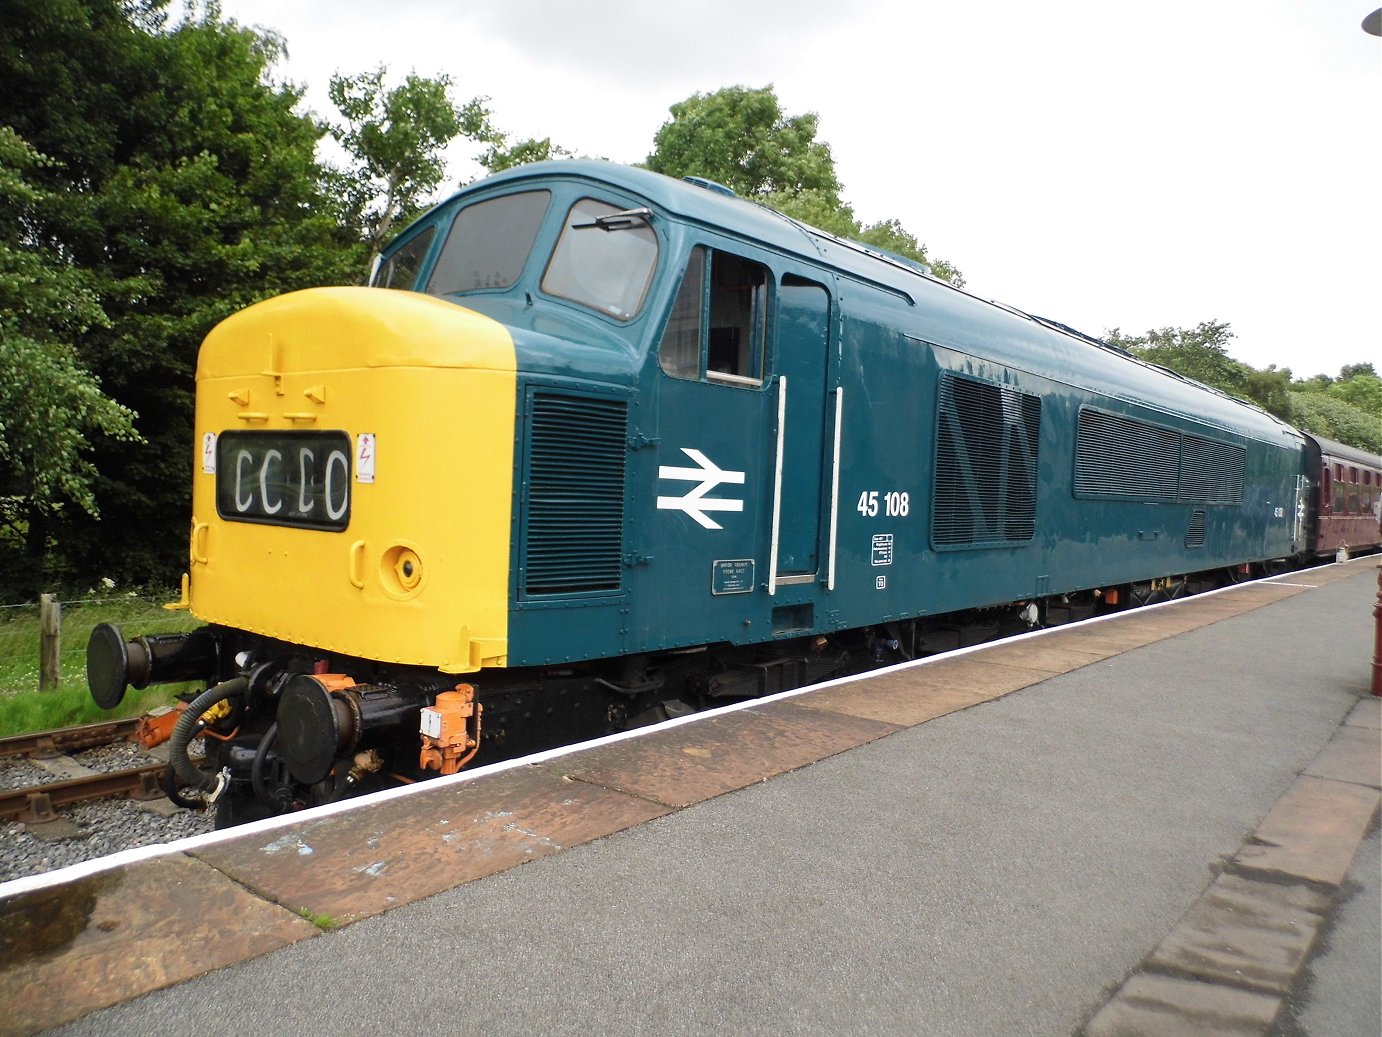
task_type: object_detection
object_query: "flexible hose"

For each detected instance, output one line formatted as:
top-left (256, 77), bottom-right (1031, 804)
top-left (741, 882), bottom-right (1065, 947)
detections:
top-left (161, 764), bottom-right (205, 811)
top-left (250, 722), bottom-right (279, 806)
top-left (168, 677), bottom-right (248, 793)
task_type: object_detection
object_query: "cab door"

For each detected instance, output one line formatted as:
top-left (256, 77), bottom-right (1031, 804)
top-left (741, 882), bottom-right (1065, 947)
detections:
top-left (646, 245), bottom-right (775, 647)
top-left (770, 276), bottom-right (833, 585)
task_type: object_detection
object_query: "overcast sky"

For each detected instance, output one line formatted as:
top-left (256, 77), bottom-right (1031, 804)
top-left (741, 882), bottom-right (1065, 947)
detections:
top-left (213, 0), bottom-right (1380, 378)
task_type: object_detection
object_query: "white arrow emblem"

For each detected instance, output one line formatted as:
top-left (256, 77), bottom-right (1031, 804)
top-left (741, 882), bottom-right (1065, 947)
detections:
top-left (656, 448), bottom-right (745, 530)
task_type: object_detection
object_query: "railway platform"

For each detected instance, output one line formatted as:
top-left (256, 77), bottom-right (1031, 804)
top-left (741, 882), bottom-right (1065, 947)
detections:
top-left (2, 558), bottom-right (1379, 1036)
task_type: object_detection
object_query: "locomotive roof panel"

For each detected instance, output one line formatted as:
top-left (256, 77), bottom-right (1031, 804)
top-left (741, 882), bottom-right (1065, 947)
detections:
top-left (409, 161), bottom-right (1298, 445)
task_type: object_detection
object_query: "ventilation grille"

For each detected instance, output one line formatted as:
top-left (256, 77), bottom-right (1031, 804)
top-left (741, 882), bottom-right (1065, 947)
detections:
top-left (1075, 409), bottom-right (1246, 505)
top-left (1075, 410), bottom-right (1179, 500)
top-left (1185, 509), bottom-right (1207, 548)
top-left (522, 392), bottom-right (628, 595)
top-left (1181, 436), bottom-right (1245, 504)
top-left (932, 373), bottom-right (1041, 547)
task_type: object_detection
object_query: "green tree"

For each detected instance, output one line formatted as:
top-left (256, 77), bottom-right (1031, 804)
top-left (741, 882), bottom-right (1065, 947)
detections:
top-left (1, 0), bottom-right (360, 590)
top-left (1327, 372), bottom-right (1382, 420)
top-left (0, 129), bottom-right (140, 597)
top-left (1105, 320), bottom-right (1382, 450)
top-left (1287, 390), bottom-right (1382, 453)
top-left (646, 85), bottom-right (843, 200)
top-left (480, 136), bottom-right (571, 175)
top-left (328, 67), bottom-right (497, 254)
top-left (1104, 321), bottom-right (1304, 422)
top-left (647, 85), bottom-right (962, 286)
top-left (1107, 321), bottom-right (1248, 393)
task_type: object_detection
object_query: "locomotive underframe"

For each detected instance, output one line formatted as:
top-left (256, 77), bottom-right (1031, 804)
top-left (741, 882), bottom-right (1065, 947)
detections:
top-left (90, 562), bottom-right (1272, 828)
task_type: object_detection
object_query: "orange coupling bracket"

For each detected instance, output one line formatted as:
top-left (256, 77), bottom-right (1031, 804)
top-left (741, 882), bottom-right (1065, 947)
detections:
top-left (135, 703), bottom-right (186, 750)
top-left (419, 684), bottom-right (482, 776)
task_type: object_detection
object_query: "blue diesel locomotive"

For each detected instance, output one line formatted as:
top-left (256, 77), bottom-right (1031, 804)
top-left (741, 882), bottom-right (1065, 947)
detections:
top-left (87, 161), bottom-right (1321, 824)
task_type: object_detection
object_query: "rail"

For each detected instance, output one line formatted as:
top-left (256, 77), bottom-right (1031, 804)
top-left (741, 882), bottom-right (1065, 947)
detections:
top-left (0, 762), bottom-right (167, 823)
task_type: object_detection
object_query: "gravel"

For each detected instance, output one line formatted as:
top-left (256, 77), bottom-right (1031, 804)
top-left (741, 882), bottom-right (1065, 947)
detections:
top-left (0, 797), bottom-right (215, 883)
top-left (1, 740), bottom-right (216, 886)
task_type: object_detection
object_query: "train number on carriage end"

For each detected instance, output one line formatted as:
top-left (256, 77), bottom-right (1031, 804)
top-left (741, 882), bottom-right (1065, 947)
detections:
top-left (215, 431), bottom-right (352, 531)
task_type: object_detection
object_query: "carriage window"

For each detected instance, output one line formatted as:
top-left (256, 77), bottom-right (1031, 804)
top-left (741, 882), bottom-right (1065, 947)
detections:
top-left (374, 227), bottom-right (435, 290)
top-left (427, 191), bottom-right (550, 295)
top-left (542, 198), bottom-right (658, 320)
top-left (658, 247), bottom-right (768, 386)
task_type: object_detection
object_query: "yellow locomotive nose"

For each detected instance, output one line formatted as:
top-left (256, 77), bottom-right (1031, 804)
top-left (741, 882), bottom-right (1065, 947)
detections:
top-left (188, 287), bottom-right (517, 673)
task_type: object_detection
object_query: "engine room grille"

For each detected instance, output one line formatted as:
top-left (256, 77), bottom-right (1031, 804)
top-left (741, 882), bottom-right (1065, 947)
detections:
top-left (1075, 408), bottom-right (1245, 505)
top-left (932, 373), bottom-right (1041, 548)
top-left (1181, 435), bottom-right (1246, 504)
top-left (1075, 410), bottom-right (1180, 500)
top-left (521, 391), bottom-right (628, 596)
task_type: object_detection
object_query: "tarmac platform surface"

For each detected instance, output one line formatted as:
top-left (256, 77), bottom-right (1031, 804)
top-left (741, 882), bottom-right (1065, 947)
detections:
top-left (2, 559), bottom-right (1379, 1036)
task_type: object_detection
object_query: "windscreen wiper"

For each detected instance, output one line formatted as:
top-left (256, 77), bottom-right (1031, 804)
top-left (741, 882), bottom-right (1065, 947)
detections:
top-left (574, 207), bottom-right (654, 231)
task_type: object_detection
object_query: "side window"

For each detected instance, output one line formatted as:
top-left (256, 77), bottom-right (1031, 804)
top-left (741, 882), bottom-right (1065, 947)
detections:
top-left (659, 246), bottom-right (705, 379)
top-left (658, 247), bottom-right (769, 386)
top-left (427, 191), bottom-right (550, 296)
top-left (374, 227), bottom-right (435, 290)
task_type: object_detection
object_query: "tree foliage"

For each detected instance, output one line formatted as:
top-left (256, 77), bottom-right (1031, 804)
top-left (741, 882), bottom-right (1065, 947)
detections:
top-left (328, 67), bottom-right (497, 253)
top-left (1, 0), bottom-right (360, 592)
top-left (480, 136), bottom-right (571, 175)
top-left (1106, 321), bottom-right (1382, 452)
top-left (647, 85), bottom-right (842, 199)
top-left (0, 128), bottom-right (141, 596)
top-left (647, 85), bottom-right (963, 286)
top-left (1288, 390), bottom-right (1382, 453)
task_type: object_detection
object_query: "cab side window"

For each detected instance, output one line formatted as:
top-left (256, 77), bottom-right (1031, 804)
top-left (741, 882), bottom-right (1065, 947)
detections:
top-left (373, 227), bottom-right (436, 290)
top-left (659, 247), bottom-right (769, 386)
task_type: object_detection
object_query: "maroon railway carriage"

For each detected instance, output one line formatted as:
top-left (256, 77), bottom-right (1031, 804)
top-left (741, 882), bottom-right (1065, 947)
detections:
top-left (1303, 432), bottom-right (1382, 558)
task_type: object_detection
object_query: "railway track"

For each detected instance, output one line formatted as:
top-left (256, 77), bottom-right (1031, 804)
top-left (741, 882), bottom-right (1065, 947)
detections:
top-left (0, 719), bottom-right (169, 824)
top-left (0, 718), bottom-right (141, 759)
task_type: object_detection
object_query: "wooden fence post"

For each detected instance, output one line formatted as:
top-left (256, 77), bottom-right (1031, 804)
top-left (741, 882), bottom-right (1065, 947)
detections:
top-left (39, 593), bottom-right (61, 692)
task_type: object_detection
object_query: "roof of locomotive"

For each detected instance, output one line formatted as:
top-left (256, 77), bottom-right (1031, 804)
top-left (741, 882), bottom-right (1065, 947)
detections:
top-left (420, 161), bottom-right (1301, 446)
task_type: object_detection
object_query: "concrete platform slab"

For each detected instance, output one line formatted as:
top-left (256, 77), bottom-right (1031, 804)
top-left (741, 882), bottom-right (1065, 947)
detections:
top-left (1303, 724), bottom-right (1381, 789)
top-left (1276, 559), bottom-right (1379, 587)
top-left (962, 638), bottom-right (1111, 675)
top-left (1344, 696), bottom-right (1380, 730)
top-left (192, 765), bottom-right (670, 923)
top-left (793, 674), bottom-right (991, 726)
top-left (542, 700), bottom-right (900, 808)
top-left (885, 653), bottom-right (1059, 696)
top-left (1233, 775), bottom-right (1380, 887)
top-left (0, 855), bottom-right (317, 1036)
top-left (1083, 973), bottom-right (1281, 1037)
top-left (1145, 873), bottom-right (1329, 994)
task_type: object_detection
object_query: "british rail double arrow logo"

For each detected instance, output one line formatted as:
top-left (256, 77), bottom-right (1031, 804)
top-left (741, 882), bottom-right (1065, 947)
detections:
top-left (656, 448), bottom-right (745, 530)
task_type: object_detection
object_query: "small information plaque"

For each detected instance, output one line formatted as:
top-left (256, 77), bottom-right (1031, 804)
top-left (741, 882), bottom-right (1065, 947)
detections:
top-left (711, 558), bottom-right (755, 595)
top-left (871, 534), bottom-right (894, 566)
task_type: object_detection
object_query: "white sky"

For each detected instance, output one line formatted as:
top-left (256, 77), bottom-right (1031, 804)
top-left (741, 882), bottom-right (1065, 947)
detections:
top-left (213, 0), bottom-right (1380, 379)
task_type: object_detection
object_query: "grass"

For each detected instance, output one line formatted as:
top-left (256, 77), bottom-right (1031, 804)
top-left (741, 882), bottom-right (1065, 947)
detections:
top-left (0, 593), bottom-right (201, 737)
top-left (296, 908), bottom-right (341, 930)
